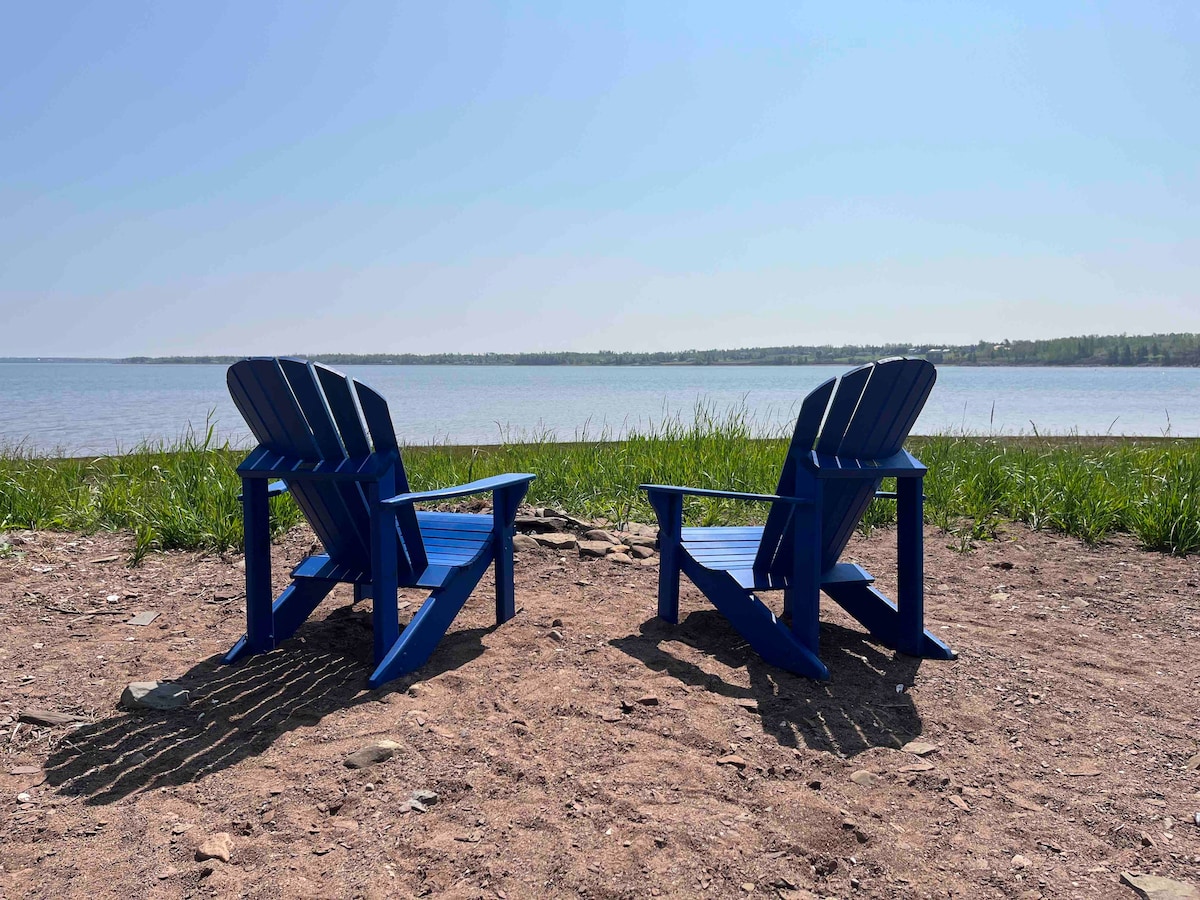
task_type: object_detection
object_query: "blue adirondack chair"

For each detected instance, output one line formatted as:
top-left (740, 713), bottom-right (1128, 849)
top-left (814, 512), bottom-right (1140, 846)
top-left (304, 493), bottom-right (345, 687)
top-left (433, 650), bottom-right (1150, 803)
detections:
top-left (224, 358), bottom-right (535, 688)
top-left (642, 358), bottom-right (955, 679)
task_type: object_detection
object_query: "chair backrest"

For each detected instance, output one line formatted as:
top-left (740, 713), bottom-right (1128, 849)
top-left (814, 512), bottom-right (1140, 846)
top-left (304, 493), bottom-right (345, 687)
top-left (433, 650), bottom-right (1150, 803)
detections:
top-left (755, 358), bottom-right (936, 575)
top-left (227, 358), bottom-right (426, 578)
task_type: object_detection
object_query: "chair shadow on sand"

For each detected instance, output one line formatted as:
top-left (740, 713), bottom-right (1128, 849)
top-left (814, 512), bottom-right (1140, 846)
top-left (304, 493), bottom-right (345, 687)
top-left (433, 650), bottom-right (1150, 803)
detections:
top-left (42, 606), bottom-right (494, 806)
top-left (611, 610), bottom-right (926, 758)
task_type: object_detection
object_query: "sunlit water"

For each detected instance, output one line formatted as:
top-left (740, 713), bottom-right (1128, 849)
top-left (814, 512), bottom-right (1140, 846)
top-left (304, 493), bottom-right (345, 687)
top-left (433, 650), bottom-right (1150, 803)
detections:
top-left (1, 362), bottom-right (1196, 455)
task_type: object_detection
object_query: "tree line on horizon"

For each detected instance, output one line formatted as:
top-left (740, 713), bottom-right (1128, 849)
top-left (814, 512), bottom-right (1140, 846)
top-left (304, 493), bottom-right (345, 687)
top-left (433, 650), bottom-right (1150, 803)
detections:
top-left (115, 332), bottom-right (1200, 367)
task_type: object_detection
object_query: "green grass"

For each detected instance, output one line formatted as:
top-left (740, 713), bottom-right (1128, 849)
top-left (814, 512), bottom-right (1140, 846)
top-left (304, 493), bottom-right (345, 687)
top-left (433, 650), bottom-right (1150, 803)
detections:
top-left (2, 410), bottom-right (1198, 562)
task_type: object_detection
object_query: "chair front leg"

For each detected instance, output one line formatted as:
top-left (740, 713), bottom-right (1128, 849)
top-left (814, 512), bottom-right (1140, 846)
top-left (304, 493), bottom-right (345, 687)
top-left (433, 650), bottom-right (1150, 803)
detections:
top-left (895, 474), bottom-right (925, 656)
top-left (242, 476), bottom-right (275, 654)
top-left (647, 491), bottom-right (683, 624)
top-left (368, 468), bottom-right (399, 666)
top-left (491, 482), bottom-right (530, 624)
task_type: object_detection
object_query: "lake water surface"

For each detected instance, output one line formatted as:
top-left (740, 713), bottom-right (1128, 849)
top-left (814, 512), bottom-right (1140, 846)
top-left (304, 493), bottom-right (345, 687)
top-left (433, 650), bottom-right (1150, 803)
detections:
top-left (1, 362), bottom-right (1197, 455)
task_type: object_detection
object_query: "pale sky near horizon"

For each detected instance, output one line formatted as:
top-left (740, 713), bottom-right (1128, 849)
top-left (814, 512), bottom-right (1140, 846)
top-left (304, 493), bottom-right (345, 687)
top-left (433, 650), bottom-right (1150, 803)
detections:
top-left (2, 1), bottom-right (1198, 357)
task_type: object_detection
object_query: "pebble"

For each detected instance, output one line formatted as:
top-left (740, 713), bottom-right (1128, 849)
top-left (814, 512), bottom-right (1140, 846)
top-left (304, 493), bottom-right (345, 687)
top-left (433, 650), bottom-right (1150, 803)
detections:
top-left (120, 681), bottom-right (190, 711)
top-left (577, 540), bottom-right (613, 558)
top-left (19, 708), bottom-right (82, 727)
top-left (1011, 854), bottom-right (1030, 869)
top-left (512, 535), bottom-right (540, 553)
top-left (344, 740), bottom-right (402, 769)
top-left (548, 629), bottom-right (564, 642)
top-left (850, 770), bottom-right (879, 787)
top-left (609, 552), bottom-right (634, 565)
top-left (195, 833), bottom-right (233, 863)
top-left (717, 755), bottom-right (747, 769)
top-left (900, 740), bottom-right (939, 757)
top-left (1119, 872), bottom-right (1199, 900)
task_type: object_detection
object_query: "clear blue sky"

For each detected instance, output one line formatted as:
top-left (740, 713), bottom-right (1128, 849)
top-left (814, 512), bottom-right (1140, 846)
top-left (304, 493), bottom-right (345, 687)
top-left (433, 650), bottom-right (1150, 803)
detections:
top-left (2, 1), bottom-right (1197, 356)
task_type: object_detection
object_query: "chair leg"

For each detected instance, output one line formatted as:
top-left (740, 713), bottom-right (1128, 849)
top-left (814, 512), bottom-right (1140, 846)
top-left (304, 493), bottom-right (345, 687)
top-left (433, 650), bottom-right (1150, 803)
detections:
top-left (241, 477), bottom-right (274, 654)
top-left (648, 492), bottom-right (683, 624)
top-left (492, 484), bottom-right (527, 624)
top-left (368, 553), bottom-right (492, 688)
top-left (895, 475), bottom-right (926, 655)
top-left (368, 472), bottom-right (399, 667)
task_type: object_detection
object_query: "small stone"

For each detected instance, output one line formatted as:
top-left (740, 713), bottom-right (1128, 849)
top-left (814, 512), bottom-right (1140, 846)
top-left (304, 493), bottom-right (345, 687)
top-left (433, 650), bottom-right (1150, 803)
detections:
top-left (412, 789), bottom-right (438, 805)
top-left (533, 533), bottom-right (577, 551)
top-left (901, 740), bottom-right (939, 757)
top-left (898, 760), bottom-right (935, 773)
top-left (19, 708), bottom-right (82, 727)
top-left (9, 766), bottom-right (42, 776)
top-left (120, 682), bottom-right (190, 711)
top-left (156, 867), bottom-right (179, 880)
top-left (17, 792), bottom-right (32, 803)
top-left (636, 695), bottom-right (659, 706)
top-left (126, 611), bottom-right (159, 626)
top-left (949, 795), bottom-right (971, 812)
top-left (609, 552), bottom-right (634, 565)
top-left (850, 770), bottom-right (879, 787)
top-left (584, 529), bottom-right (621, 544)
top-left (512, 535), bottom-right (540, 553)
top-left (1119, 872), bottom-right (1199, 900)
top-left (717, 755), bottom-right (747, 769)
top-left (578, 540), bottom-right (613, 558)
top-left (629, 545), bottom-right (655, 559)
top-left (548, 629), bottom-right (564, 642)
top-left (1011, 854), bottom-right (1030, 869)
top-left (195, 833), bottom-right (233, 863)
top-left (735, 698), bottom-right (759, 713)
top-left (989, 592), bottom-right (1010, 601)
top-left (1186, 752), bottom-right (1200, 772)
top-left (551, 618), bottom-right (563, 627)
top-left (344, 740), bottom-right (401, 769)
top-left (741, 884), bottom-right (755, 893)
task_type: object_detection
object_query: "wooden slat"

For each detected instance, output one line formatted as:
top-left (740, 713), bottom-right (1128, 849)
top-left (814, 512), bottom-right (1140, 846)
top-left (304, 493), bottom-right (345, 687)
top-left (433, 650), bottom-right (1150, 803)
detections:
top-left (755, 378), bottom-right (834, 573)
top-left (229, 360), bottom-right (367, 570)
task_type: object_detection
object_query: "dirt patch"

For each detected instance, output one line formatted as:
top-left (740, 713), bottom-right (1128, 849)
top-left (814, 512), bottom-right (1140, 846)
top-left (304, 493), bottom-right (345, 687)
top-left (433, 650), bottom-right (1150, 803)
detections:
top-left (0, 523), bottom-right (1197, 899)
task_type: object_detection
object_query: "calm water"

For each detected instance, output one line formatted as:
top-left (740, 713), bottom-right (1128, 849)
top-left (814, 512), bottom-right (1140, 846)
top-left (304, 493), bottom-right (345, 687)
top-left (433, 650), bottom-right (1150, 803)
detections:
top-left (1, 363), bottom-right (1197, 455)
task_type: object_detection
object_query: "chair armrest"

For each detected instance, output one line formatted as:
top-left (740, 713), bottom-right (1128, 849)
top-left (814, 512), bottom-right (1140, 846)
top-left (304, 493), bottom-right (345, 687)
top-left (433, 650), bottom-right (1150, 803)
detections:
top-left (382, 473), bottom-right (537, 507)
top-left (807, 448), bottom-right (927, 479)
top-left (640, 484), bottom-right (813, 506)
top-left (238, 480), bottom-right (289, 501)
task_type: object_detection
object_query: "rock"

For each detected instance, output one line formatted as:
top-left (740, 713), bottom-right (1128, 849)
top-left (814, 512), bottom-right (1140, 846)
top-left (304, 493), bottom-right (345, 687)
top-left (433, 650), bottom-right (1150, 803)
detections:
top-left (412, 789), bottom-right (438, 805)
top-left (121, 682), bottom-right (190, 711)
top-left (949, 795), bottom-right (971, 812)
top-left (1120, 873), bottom-right (1198, 900)
top-left (512, 535), bottom-right (540, 553)
top-left (548, 629), bottom-right (564, 642)
top-left (609, 552), bottom-right (634, 565)
top-left (1011, 854), bottom-right (1031, 869)
top-left (551, 618), bottom-right (563, 627)
top-left (583, 529), bottom-right (621, 544)
top-left (533, 533), bottom-right (577, 551)
top-left (344, 740), bottom-right (402, 769)
top-left (898, 760), bottom-right (935, 773)
top-left (850, 770), bottom-right (879, 787)
top-left (515, 515), bottom-right (570, 534)
top-left (9, 766), bottom-right (42, 776)
top-left (548, 509), bottom-right (593, 530)
top-left (901, 740), bottom-right (939, 756)
top-left (636, 695), bottom-right (659, 706)
top-left (717, 755), bottom-right (747, 769)
top-left (990, 592), bottom-right (1010, 601)
top-left (735, 698), bottom-right (759, 713)
top-left (19, 708), bottom-right (82, 727)
top-left (578, 540), bottom-right (613, 558)
top-left (629, 545), bottom-right (655, 559)
top-left (624, 522), bottom-right (657, 537)
top-left (195, 833), bottom-right (233, 863)
top-left (1185, 752), bottom-right (1200, 771)
top-left (626, 534), bottom-right (658, 549)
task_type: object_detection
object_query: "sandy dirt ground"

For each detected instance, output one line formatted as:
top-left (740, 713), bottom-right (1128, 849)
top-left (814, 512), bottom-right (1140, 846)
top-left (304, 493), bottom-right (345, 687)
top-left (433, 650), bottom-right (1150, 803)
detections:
top-left (0, 521), bottom-right (1197, 899)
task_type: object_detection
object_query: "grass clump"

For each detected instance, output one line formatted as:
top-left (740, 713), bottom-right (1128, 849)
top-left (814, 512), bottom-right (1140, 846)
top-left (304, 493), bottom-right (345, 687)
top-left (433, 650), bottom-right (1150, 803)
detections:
top-left (2, 410), bottom-right (1198, 561)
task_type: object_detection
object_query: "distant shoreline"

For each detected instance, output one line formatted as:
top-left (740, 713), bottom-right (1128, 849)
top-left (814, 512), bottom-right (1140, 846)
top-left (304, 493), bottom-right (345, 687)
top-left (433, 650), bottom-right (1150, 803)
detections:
top-left (3, 332), bottom-right (1199, 368)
